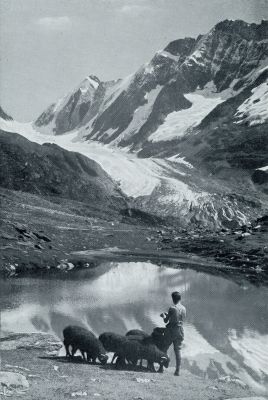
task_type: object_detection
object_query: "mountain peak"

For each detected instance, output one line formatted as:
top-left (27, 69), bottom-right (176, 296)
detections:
top-left (88, 74), bottom-right (100, 83)
top-left (34, 18), bottom-right (268, 144)
top-left (78, 75), bottom-right (101, 92)
top-left (164, 37), bottom-right (196, 57)
top-left (213, 19), bottom-right (268, 40)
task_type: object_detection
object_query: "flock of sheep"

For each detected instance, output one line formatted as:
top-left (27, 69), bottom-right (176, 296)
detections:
top-left (63, 325), bottom-right (170, 373)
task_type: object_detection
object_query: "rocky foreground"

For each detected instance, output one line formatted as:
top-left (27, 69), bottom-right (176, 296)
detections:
top-left (1, 332), bottom-right (263, 400)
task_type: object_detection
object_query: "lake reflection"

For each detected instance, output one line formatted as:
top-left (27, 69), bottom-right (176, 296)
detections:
top-left (1, 262), bottom-right (268, 394)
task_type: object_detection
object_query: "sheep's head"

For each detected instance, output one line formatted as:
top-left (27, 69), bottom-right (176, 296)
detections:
top-left (99, 353), bottom-right (108, 365)
top-left (160, 355), bottom-right (170, 368)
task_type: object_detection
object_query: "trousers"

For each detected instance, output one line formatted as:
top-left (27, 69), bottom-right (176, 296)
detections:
top-left (164, 326), bottom-right (184, 372)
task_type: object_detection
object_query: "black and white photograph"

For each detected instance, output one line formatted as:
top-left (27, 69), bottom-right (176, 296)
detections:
top-left (0, 1), bottom-right (267, 399)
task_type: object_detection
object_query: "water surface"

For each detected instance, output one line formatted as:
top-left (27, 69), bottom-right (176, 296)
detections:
top-left (1, 262), bottom-right (268, 393)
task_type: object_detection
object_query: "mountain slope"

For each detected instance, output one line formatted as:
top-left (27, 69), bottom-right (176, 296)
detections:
top-left (34, 19), bottom-right (268, 155)
top-left (0, 130), bottom-right (127, 211)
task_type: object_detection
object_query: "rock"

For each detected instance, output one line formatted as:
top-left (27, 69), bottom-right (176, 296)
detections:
top-left (161, 237), bottom-right (172, 243)
top-left (33, 232), bottom-right (51, 242)
top-left (135, 378), bottom-right (151, 383)
top-left (218, 375), bottom-right (247, 388)
top-left (0, 233), bottom-right (17, 240)
top-left (71, 391), bottom-right (88, 397)
top-left (252, 224), bottom-right (261, 230)
top-left (23, 232), bottom-right (33, 239)
top-left (56, 261), bottom-right (75, 271)
top-left (0, 333), bottom-right (62, 352)
top-left (34, 243), bottom-right (44, 250)
top-left (241, 232), bottom-right (251, 237)
top-left (67, 262), bottom-right (75, 270)
top-left (13, 223), bottom-right (27, 234)
top-left (0, 371), bottom-right (29, 389)
top-left (207, 385), bottom-right (219, 390)
top-left (46, 350), bottom-right (59, 356)
top-left (56, 262), bottom-right (68, 270)
top-left (5, 364), bottom-right (30, 372)
top-left (4, 264), bottom-right (17, 277)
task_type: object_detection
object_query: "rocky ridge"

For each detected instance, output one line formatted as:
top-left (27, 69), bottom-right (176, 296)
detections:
top-left (35, 20), bottom-right (268, 153)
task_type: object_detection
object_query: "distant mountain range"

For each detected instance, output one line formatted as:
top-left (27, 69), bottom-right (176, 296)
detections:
top-left (35, 20), bottom-right (268, 156)
top-left (1, 19), bottom-right (268, 228)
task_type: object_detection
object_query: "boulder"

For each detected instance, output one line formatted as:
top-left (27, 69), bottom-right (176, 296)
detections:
top-left (0, 371), bottom-right (29, 389)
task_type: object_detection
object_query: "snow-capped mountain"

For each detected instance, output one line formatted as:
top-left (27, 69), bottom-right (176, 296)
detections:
top-left (35, 20), bottom-right (268, 154)
top-left (35, 75), bottom-right (106, 134)
top-left (1, 20), bottom-right (268, 228)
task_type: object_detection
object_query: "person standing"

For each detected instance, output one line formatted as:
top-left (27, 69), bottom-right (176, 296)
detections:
top-left (160, 291), bottom-right (186, 376)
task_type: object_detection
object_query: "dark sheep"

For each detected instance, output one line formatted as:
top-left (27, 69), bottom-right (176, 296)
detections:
top-left (150, 327), bottom-right (167, 351)
top-left (99, 332), bottom-right (128, 365)
top-left (99, 332), bottom-right (142, 366)
top-left (126, 329), bottom-right (149, 339)
top-left (120, 340), bottom-right (170, 372)
top-left (148, 327), bottom-right (175, 373)
top-left (99, 332), bottom-right (125, 354)
top-left (133, 327), bottom-right (169, 372)
top-left (63, 325), bottom-right (108, 365)
top-left (126, 329), bottom-right (150, 367)
top-left (99, 332), bottom-right (169, 371)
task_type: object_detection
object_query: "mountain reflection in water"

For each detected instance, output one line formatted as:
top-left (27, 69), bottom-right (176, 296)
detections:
top-left (1, 262), bottom-right (267, 394)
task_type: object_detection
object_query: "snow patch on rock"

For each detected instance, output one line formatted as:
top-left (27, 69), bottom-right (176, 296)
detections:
top-left (235, 80), bottom-right (268, 126)
top-left (149, 90), bottom-right (224, 142)
top-left (168, 154), bottom-right (194, 169)
top-left (157, 50), bottom-right (181, 62)
top-left (258, 165), bottom-right (268, 171)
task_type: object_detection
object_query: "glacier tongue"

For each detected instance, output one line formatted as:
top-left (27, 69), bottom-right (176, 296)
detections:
top-left (0, 118), bottom-right (190, 198)
top-left (0, 117), bottom-right (255, 228)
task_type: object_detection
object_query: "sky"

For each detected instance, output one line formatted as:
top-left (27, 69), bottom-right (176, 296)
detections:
top-left (0, 0), bottom-right (267, 121)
